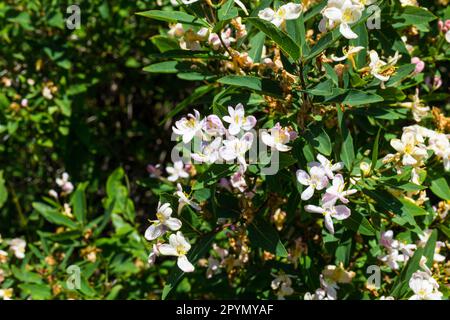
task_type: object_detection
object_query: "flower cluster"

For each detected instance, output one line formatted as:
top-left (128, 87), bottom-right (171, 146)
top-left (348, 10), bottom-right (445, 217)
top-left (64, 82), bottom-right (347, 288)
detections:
top-left (258, 3), bottom-right (303, 29)
top-left (271, 273), bottom-right (295, 300)
top-left (383, 125), bottom-right (450, 184)
top-left (320, 0), bottom-right (374, 39)
top-left (297, 154), bottom-right (356, 234)
top-left (379, 230), bottom-right (416, 270)
top-left (408, 257), bottom-right (443, 300)
top-left (304, 264), bottom-right (355, 300)
top-left (172, 104), bottom-right (296, 191)
top-left (144, 202), bottom-right (195, 273)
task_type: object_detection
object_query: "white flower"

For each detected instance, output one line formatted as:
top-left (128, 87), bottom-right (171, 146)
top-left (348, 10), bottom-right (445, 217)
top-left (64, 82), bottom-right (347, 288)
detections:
top-left (222, 103), bottom-right (256, 136)
top-left (48, 189), bottom-right (58, 199)
top-left (208, 28), bottom-right (236, 50)
top-left (230, 170), bottom-right (247, 192)
top-left (219, 132), bottom-right (254, 171)
top-left (203, 115), bottom-right (226, 138)
top-left (168, 23), bottom-right (185, 38)
top-left (296, 166), bottom-right (329, 200)
top-left (175, 183), bottom-right (201, 214)
top-left (271, 274), bottom-right (294, 300)
top-left (56, 172), bottom-right (74, 194)
top-left (158, 231), bottom-right (195, 273)
top-left (9, 238), bottom-right (26, 259)
top-left (400, 0), bottom-right (418, 6)
top-left (331, 45), bottom-right (364, 62)
top-left (428, 133), bottom-right (450, 171)
top-left (380, 249), bottom-right (403, 270)
top-left (399, 89), bottom-right (430, 122)
top-left (323, 264), bottom-right (355, 284)
top-left (322, 0), bottom-right (363, 39)
top-left (380, 230), bottom-right (397, 249)
top-left (258, 3), bottom-right (303, 28)
top-left (172, 109), bottom-right (204, 144)
top-left (322, 174), bottom-right (357, 206)
top-left (261, 123), bottom-right (296, 152)
top-left (409, 271), bottom-right (442, 300)
top-left (144, 202), bottom-right (182, 241)
top-left (0, 288), bottom-right (13, 300)
top-left (305, 274), bottom-right (339, 300)
top-left (379, 296), bottom-right (395, 300)
top-left (304, 203), bottom-right (351, 234)
top-left (368, 50), bottom-right (399, 83)
top-left (309, 154), bottom-right (344, 179)
top-left (42, 86), bottom-right (53, 99)
top-left (192, 137), bottom-right (222, 164)
top-left (379, 230), bottom-right (416, 269)
top-left (166, 160), bottom-right (189, 182)
top-left (446, 30), bottom-right (450, 43)
top-left (390, 132), bottom-right (428, 166)
top-left (417, 230), bottom-right (447, 263)
top-left (180, 27), bottom-right (210, 50)
top-left (351, 0), bottom-right (377, 5)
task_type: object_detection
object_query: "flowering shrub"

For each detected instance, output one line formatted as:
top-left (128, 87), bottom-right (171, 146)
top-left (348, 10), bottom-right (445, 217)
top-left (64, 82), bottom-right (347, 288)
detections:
top-left (0, 0), bottom-right (449, 300)
top-left (138, 0), bottom-right (450, 300)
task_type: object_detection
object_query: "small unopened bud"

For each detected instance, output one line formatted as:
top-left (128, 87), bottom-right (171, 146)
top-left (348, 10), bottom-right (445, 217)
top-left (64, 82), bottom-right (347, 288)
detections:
top-left (359, 162), bottom-right (371, 177)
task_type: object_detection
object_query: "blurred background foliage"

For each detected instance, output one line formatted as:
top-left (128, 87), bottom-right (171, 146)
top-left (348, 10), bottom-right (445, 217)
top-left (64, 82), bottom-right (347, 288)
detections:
top-left (0, 0), bottom-right (199, 299)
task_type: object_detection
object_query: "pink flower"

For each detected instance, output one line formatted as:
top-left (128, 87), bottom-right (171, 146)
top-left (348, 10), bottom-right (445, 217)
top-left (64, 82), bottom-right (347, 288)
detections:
top-left (438, 19), bottom-right (450, 33)
top-left (411, 57), bottom-right (425, 74)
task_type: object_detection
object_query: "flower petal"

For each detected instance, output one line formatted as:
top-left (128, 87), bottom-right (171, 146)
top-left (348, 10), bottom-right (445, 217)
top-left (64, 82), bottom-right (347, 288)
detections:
top-left (165, 217), bottom-right (182, 231)
top-left (301, 185), bottom-right (315, 201)
top-left (144, 224), bottom-right (165, 241)
top-left (296, 170), bottom-right (310, 185)
top-left (339, 23), bottom-right (358, 39)
top-left (177, 255), bottom-right (195, 272)
top-left (158, 244), bottom-right (178, 256)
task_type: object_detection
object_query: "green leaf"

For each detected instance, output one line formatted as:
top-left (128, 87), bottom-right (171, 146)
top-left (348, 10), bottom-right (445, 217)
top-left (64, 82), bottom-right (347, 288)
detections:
top-left (161, 84), bottom-right (215, 124)
top-left (217, 75), bottom-right (282, 98)
top-left (349, 23), bottom-right (368, 69)
top-left (193, 164), bottom-right (236, 190)
top-left (32, 202), bottom-right (79, 229)
top-left (248, 31), bottom-right (266, 63)
top-left (18, 284), bottom-right (52, 299)
top-left (325, 89), bottom-right (384, 106)
top-left (393, 6), bottom-right (437, 28)
top-left (247, 17), bottom-right (301, 61)
top-left (386, 64), bottom-right (415, 87)
top-left (370, 127), bottom-right (382, 172)
top-left (337, 107), bottom-right (355, 170)
top-left (0, 171), bottom-right (7, 209)
top-left (11, 265), bottom-right (42, 284)
top-left (218, 0), bottom-right (239, 21)
top-left (342, 210), bottom-right (376, 236)
top-left (136, 10), bottom-right (209, 27)
top-left (430, 177), bottom-right (450, 201)
top-left (248, 217), bottom-right (288, 258)
top-left (71, 182), bottom-right (88, 226)
top-left (150, 35), bottom-right (179, 53)
top-left (305, 123), bottom-right (332, 156)
top-left (363, 190), bottom-right (426, 232)
top-left (143, 61), bottom-right (196, 74)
